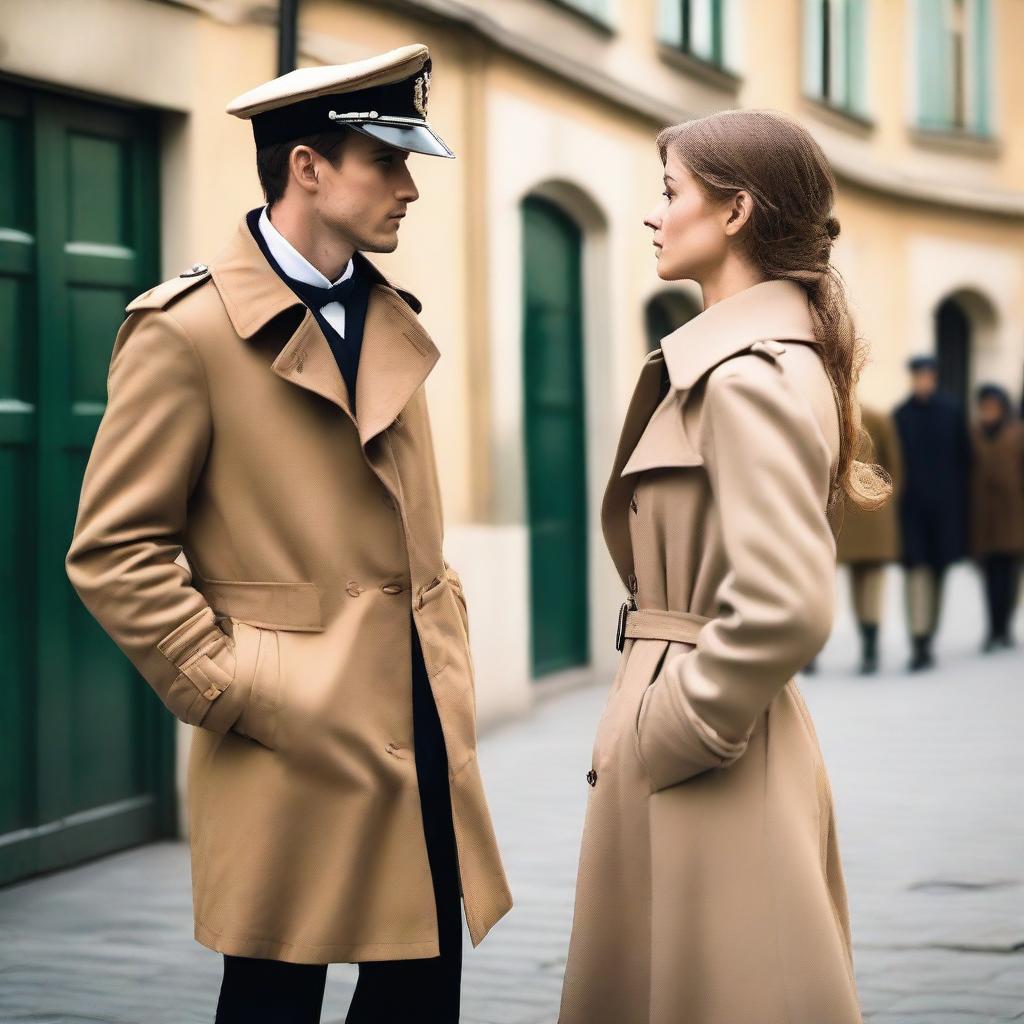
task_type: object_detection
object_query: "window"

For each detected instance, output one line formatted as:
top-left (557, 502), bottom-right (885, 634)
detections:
top-left (915, 0), bottom-right (993, 136)
top-left (658, 0), bottom-right (730, 69)
top-left (803, 0), bottom-right (869, 118)
top-left (553, 0), bottom-right (612, 25)
top-left (645, 291), bottom-right (701, 352)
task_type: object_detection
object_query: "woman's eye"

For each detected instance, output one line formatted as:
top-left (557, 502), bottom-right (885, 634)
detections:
top-left (662, 191), bottom-right (672, 200)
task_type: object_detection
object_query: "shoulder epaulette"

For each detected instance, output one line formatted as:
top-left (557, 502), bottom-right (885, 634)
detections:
top-left (125, 263), bottom-right (212, 314)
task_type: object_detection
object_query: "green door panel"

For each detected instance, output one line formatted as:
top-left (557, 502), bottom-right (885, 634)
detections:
top-left (0, 80), bottom-right (174, 886)
top-left (522, 196), bottom-right (589, 677)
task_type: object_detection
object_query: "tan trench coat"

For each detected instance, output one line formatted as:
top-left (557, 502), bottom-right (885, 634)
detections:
top-left (836, 406), bottom-right (903, 564)
top-left (559, 280), bottom-right (861, 1024)
top-left (970, 419), bottom-right (1024, 557)
top-left (65, 217), bottom-right (511, 963)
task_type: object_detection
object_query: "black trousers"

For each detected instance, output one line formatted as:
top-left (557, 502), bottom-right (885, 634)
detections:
top-left (981, 553), bottom-right (1020, 641)
top-left (214, 622), bottom-right (463, 1024)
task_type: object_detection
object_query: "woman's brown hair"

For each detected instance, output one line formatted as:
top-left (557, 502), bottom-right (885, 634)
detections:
top-left (657, 109), bottom-right (890, 512)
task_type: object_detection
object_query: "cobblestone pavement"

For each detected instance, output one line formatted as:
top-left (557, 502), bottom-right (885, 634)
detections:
top-left (0, 565), bottom-right (1021, 1023)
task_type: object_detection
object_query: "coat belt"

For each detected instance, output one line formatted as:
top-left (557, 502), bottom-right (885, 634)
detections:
top-left (616, 604), bottom-right (711, 651)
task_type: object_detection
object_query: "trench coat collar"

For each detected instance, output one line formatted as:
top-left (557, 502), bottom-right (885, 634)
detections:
top-left (209, 215), bottom-right (437, 445)
top-left (659, 278), bottom-right (819, 392)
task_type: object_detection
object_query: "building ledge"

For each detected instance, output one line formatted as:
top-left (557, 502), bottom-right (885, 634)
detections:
top-left (909, 127), bottom-right (1002, 160)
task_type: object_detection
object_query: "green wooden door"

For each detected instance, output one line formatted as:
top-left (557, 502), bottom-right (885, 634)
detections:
top-left (522, 197), bottom-right (589, 677)
top-left (0, 81), bottom-right (174, 885)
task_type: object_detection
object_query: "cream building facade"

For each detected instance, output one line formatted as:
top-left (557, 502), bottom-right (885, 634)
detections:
top-left (2, 0), bottom-right (1021, 859)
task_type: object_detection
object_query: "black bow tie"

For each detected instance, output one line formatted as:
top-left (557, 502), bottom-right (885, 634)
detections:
top-left (288, 271), bottom-right (358, 312)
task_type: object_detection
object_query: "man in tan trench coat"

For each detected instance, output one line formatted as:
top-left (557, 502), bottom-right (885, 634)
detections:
top-left (65, 45), bottom-right (510, 1023)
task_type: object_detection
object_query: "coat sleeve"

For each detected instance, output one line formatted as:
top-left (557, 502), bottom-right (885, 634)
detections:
top-left (65, 309), bottom-right (248, 733)
top-left (636, 357), bottom-right (837, 792)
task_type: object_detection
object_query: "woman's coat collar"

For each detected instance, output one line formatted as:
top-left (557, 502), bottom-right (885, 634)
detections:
top-left (659, 278), bottom-right (819, 391)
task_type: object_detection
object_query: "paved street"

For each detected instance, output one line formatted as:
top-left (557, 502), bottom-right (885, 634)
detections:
top-left (0, 565), bottom-right (1021, 1023)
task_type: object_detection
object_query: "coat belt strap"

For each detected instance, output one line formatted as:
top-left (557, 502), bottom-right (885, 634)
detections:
top-left (616, 605), bottom-right (711, 651)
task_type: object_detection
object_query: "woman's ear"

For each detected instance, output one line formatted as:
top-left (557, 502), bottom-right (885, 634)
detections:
top-left (723, 190), bottom-right (754, 237)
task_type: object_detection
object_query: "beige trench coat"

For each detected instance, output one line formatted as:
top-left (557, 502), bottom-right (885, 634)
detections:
top-left (970, 419), bottom-right (1024, 557)
top-left (559, 280), bottom-right (861, 1024)
top-left (836, 406), bottom-right (903, 564)
top-left (65, 217), bottom-right (511, 963)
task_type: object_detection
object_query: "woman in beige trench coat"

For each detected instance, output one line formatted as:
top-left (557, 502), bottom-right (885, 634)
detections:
top-left (559, 111), bottom-right (890, 1024)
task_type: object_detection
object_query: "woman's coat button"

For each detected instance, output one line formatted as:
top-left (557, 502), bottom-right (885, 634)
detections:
top-left (586, 769), bottom-right (597, 787)
top-left (346, 581), bottom-right (363, 597)
top-left (381, 584), bottom-right (403, 595)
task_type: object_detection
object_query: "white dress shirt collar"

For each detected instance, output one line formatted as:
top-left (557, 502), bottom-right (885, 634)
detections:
top-left (258, 205), bottom-right (353, 288)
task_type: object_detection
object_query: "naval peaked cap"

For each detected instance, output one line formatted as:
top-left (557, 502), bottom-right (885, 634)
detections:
top-left (226, 43), bottom-right (453, 158)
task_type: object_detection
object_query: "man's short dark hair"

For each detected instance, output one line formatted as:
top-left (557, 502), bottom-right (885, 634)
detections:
top-left (256, 131), bottom-right (348, 207)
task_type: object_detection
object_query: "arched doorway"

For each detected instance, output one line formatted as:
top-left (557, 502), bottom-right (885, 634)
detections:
top-left (935, 296), bottom-right (970, 408)
top-left (521, 195), bottom-right (589, 677)
top-left (645, 289), bottom-right (702, 352)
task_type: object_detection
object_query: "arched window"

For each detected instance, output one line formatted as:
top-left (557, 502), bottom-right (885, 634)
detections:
top-left (644, 290), bottom-right (701, 353)
top-left (935, 296), bottom-right (970, 408)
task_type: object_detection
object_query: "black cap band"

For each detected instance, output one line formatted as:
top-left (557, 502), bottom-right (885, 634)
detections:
top-left (252, 72), bottom-right (425, 149)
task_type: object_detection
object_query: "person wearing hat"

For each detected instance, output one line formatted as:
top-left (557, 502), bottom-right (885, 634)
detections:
top-left (893, 354), bottom-right (971, 670)
top-left (65, 44), bottom-right (511, 1023)
top-left (969, 383), bottom-right (1024, 651)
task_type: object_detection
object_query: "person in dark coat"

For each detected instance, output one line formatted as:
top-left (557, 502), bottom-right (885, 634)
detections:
top-left (837, 406), bottom-right (902, 673)
top-left (970, 383), bottom-right (1024, 650)
top-left (893, 355), bottom-right (971, 670)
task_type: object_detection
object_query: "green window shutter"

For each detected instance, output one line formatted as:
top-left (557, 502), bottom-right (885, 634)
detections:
top-left (846, 0), bottom-right (869, 115)
top-left (722, 0), bottom-right (742, 72)
top-left (803, 0), bottom-right (825, 97)
top-left (916, 0), bottom-right (952, 130)
top-left (830, 0), bottom-right (850, 106)
top-left (657, 0), bottom-right (683, 46)
top-left (689, 0), bottom-right (719, 62)
top-left (969, 0), bottom-right (992, 135)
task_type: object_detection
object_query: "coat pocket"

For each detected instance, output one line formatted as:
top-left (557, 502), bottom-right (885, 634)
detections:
top-left (229, 620), bottom-right (281, 750)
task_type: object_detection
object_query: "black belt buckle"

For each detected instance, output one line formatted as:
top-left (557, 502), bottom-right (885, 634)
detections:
top-left (615, 601), bottom-right (630, 652)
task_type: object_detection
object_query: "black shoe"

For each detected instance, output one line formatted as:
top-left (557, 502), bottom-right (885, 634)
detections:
top-left (909, 635), bottom-right (934, 672)
top-left (859, 623), bottom-right (879, 675)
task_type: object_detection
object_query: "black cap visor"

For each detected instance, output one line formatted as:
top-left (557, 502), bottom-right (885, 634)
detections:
top-left (349, 120), bottom-right (454, 158)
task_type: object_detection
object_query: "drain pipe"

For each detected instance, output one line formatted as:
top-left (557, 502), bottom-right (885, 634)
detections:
top-left (278, 0), bottom-right (299, 76)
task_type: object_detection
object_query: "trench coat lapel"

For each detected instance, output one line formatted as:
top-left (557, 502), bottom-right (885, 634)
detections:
top-left (601, 350), bottom-right (668, 588)
top-left (602, 279), bottom-right (820, 589)
top-left (210, 219), bottom-right (438, 438)
top-left (355, 269), bottom-right (440, 448)
top-left (211, 218), bottom-right (353, 415)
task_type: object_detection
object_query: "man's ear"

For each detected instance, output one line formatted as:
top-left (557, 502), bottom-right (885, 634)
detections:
top-left (723, 190), bottom-right (754, 237)
top-left (290, 145), bottom-right (320, 193)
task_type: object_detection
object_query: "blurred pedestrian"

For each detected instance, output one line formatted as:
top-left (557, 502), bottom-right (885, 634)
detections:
top-left (970, 383), bottom-right (1024, 651)
top-left (837, 406), bottom-right (902, 673)
top-left (893, 355), bottom-right (971, 671)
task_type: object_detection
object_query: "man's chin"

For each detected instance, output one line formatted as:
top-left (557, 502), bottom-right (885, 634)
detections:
top-left (356, 232), bottom-right (400, 255)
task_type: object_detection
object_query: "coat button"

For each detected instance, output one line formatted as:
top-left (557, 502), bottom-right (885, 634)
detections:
top-left (346, 581), bottom-right (363, 598)
top-left (381, 584), bottom-right (403, 595)
top-left (586, 769), bottom-right (597, 787)
top-left (627, 573), bottom-right (638, 595)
